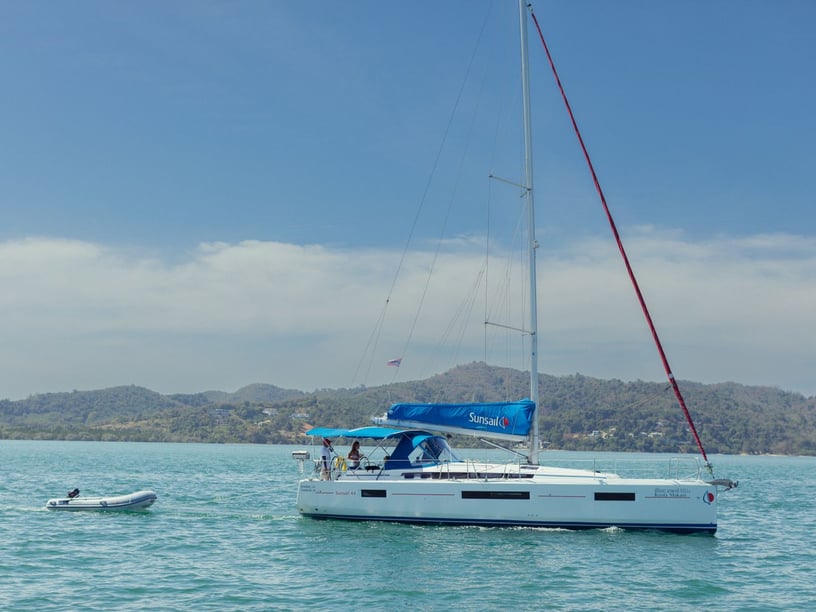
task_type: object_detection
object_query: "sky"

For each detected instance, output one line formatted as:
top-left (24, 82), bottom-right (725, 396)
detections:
top-left (1, 1), bottom-right (814, 400)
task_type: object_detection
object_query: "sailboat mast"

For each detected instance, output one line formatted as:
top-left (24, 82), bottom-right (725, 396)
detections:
top-left (518, 0), bottom-right (540, 465)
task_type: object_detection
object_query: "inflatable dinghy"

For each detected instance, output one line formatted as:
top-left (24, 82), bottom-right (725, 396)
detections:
top-left (46, 489), bottom-right (157, 511)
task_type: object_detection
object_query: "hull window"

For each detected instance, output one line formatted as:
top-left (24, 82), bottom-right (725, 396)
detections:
top-left (462, 491), bottom-right (530, 500)
top-left (361, 489), bottom-right (387, 498)
top-left (594, 492), bottom-right (636, 501)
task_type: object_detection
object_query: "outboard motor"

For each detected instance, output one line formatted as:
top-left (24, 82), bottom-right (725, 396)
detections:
top-left (67, 488), bottom-right (80, 499)
top-left (291, 450), bottom-right (310, 474)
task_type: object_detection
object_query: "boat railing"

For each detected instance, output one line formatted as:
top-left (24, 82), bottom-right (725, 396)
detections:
top-left (335, 457), bottom-right (386, 479)
top-left (598, 456), bottom-right (705, 480)
top-left (511, 455), bottom-right (707, 480)
top-left (459, 458), bottom-right (512, 480)
top-left (666, 456), bottom-right (705, 480)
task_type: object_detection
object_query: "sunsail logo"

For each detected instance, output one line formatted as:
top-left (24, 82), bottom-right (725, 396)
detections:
top-left (468, 412), bottom-right (510, 429)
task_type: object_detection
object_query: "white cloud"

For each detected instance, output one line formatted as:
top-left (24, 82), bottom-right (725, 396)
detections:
top-left (533, 229), bottom-right (816, 392)
top-left (1, 230), bottom-right (814, 400)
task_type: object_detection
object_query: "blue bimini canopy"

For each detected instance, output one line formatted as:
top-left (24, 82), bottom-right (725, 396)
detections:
top-left (378, 399), bottom-right (535, 442)
top-left (305, 426), bottom-right (420, 440)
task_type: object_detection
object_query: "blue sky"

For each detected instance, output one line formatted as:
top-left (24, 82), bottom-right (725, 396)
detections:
top-left (1, 1), bottom-right (814, 400)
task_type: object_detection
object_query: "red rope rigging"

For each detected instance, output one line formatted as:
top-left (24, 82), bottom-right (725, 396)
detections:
top-left (527, 5), bottom-right (711, 469)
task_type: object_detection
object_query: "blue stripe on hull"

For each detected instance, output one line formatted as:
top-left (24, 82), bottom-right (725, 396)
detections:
top-left (300, 513), bottom-right (717, 535)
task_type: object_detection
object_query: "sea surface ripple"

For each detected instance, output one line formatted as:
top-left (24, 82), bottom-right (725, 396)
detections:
top-left (1, 441), bottom-right (814, 610)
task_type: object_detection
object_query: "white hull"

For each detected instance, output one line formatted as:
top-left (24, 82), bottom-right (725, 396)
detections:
top-left (46, 490), bottom-right (157, 512)
top-left (297, 464), bottom-right (718, 534)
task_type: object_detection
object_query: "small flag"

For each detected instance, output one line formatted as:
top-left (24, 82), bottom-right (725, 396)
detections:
top-left (386, 358), bottom-right (402, 367)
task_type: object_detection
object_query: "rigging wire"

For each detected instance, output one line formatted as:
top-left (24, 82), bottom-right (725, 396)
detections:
top-left (393, 8), bottom-right (498, 385)
top-left (351, 4), bottom-right (495, 389)
top-left (527, 4), bottom-right (712, 472)
top-left (483, 190), bottom-right (528, 382)
top-left (482, 40), bottom-right (530, 404)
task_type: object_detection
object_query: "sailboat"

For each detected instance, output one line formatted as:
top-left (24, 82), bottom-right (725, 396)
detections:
top-left (294, 1), bottom-right (736, 534)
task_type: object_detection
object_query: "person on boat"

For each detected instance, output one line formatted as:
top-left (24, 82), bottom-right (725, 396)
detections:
top-left (347, 441), bottom-right (362, 469)
top-left (320, 438), bottom-right (333, 480)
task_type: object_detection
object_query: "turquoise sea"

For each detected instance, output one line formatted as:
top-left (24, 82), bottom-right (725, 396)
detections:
top-left (1, 441), bottom-right (814, 611)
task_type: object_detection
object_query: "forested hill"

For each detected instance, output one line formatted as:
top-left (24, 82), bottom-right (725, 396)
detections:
top-left (1, 362), bottom-right (814, 455)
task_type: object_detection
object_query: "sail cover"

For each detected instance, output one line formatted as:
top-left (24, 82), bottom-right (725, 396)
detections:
top-left (379, 399), bottom-right (535, 442)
